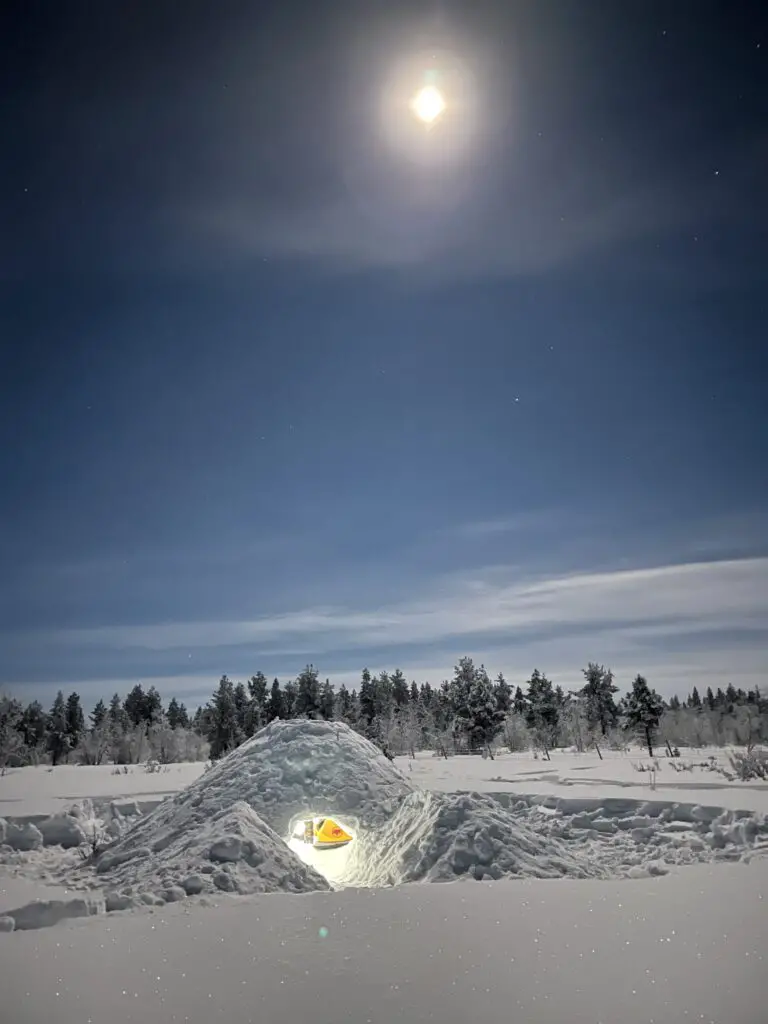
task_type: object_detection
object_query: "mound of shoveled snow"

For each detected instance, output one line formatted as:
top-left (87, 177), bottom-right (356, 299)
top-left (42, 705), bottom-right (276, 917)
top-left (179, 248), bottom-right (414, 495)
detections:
top-left (84, 721), bottom-right (413, 902)
top-left (341, 790), bottom-right (768, 887)
top-left (342, 791), bottom-right (610, 886)
top-left (91, 799), bottom-right (330, 902)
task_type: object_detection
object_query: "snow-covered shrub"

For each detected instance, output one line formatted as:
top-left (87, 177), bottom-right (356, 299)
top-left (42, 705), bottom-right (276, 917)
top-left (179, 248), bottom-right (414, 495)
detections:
top-left (727, 748), bottom-right (768, 781)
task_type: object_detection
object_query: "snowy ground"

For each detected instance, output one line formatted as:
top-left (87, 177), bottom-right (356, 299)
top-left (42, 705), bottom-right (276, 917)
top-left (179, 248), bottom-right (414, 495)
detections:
top-left (1, 734), bottom-right (767, 1022)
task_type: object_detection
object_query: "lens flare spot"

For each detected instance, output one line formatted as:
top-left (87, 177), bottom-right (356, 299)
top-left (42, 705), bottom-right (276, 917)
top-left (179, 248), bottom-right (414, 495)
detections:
top-left (410, 85), bottom-right (445, 124)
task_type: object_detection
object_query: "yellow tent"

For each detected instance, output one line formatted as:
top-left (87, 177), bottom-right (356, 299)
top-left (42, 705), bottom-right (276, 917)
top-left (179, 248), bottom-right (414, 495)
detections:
top-left (310, 817), bottom-right (353, 849)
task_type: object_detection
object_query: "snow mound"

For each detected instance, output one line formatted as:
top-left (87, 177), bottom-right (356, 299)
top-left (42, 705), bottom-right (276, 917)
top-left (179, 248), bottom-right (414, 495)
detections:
top-left (343, 791), bottom-right (611, 886)
top-left (93, 799), bottom-right (330, 901)
top-left (87, 721), bottom-right (411, 900)
top-left (176, 719), bottom-right (416, 836)
top-left (0, 820), bottom-right (43, 852)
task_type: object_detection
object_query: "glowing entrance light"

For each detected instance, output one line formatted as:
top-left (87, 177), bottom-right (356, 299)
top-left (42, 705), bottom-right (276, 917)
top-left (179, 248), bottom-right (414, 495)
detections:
top-left (410, 84), bottom-right (446, 125)
top-left (287, 814), bottom-right (356, 887)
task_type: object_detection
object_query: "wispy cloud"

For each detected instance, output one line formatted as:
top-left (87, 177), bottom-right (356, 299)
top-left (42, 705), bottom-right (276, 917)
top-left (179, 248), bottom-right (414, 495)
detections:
top-left (46, 556), bottom-right (768, 656)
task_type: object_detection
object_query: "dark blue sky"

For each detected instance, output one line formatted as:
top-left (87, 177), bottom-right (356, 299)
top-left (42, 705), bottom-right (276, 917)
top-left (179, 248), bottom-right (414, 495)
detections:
top-left (2, 0), bottom-right (767, 708)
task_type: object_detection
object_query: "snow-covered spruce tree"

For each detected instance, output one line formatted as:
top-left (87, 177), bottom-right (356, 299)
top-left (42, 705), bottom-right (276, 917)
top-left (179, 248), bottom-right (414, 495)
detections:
top-left (166, 697), bottom-right (189, 730)
top-left (319, 679), bottom-right (335, 720)
top-left (47, 690), bottom-right (70, 766)
top-left (525, 670), bottom-right (560, 756)
top-left (283, 679), bottom-right (298, 718)
top-left (19, 700), bottom-right (48, 762)
top-left (0, 694), bottom-right (25, 772)
top-left (390, 669), bottom-right (409, 710)
top-left (578, 663), bottom-right (619, 737)
top-left (246, 672), bottom-right (269, 733)
top-left (294, 665), bottom-right (322, 719)
top-left (621, 675), bottom-right (665, 757)
top-left (266, 678), bottom-right (285, 722)
top-left (494, 672), bottom-right (512, 716)
top-left (65, 692), bottom-right (85, 752)
top-left (207, 675), bottom-right (244, 759)
top-left (358, 668), bottom-right (377, 736)
top-left (449, 657), bottom-right (476, 751)
top-left (450, 658), bottom-right (504, 754)
top-left (233, 681), bottom-right (250, 737)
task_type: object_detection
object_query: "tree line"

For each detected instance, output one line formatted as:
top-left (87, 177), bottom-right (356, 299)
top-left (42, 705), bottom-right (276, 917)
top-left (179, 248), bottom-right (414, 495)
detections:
top-left (1, 661), bottom-right (765, 771)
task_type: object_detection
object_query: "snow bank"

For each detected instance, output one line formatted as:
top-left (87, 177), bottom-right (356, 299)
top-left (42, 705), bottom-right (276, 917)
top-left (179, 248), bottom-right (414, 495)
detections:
top-left (3, 895), bottom-right (102, 931)
top-left (0, 820), bottom-right (43, 852)
top-left (342, 788), bottom-right (768, 887)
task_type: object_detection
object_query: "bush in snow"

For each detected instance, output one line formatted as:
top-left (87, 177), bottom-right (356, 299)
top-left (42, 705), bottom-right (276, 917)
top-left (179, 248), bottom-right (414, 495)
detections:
top-left (727, 748), bottom-right (768, 781)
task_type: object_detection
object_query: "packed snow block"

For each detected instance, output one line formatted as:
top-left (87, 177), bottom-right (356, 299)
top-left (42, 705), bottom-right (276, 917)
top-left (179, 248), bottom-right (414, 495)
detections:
top-left (162, 885), bottom-right (187, 903)
top-left (96, 845), bottom-right (151, 874)
top-left (3, 821), bottom-right (43, 852)
top-left (105, 892), bottom-right (138, 912)
top-left (37, 814), bottom-right (87, 849)
top-left (181, 874), bottom-right (206, 895)
top-left (0, 916), bottom-right (15, 933)
top-left (8, 897), bottom-right (102, 931)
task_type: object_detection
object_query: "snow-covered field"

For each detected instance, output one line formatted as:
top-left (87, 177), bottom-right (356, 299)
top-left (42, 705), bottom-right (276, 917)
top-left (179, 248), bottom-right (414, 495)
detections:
top-left (1, 729), bottom-right (766, 1023)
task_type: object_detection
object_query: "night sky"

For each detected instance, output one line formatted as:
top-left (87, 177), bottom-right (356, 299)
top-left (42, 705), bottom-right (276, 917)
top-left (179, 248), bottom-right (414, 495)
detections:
top-left (2, 0), bottom-right (766, 708)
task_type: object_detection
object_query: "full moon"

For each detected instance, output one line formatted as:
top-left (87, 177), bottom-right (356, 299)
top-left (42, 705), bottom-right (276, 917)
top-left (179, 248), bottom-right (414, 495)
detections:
top-left (410, 85), bottom-right (445, 125)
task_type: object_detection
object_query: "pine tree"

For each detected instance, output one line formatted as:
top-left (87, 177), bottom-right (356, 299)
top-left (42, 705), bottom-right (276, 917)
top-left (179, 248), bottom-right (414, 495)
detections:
top-left (374, 671), bottom-right (393, 724)
top-left (334, 684), bottom-right (355, 724)
top-left (65, 692), bottom-right (85, 749)
top-left (690, 686), bottom-right (702, 709)
top-left (449, 657), bottom-right (476, 748)
top-left (0, 696), bottom-right (24, 769)
top-left (391, 669), bottom-right (409, 710)
top-left (144, 686), bottom-right (163, 724)
top-left (294, 665), bottom-right (321, 719)
top-left (233, 682), bottom-right (250, 737)
top-left (207, 676), bottom-right (243, 759)
top-left (494, 672), bottom-right (512, 716)
top-left (320, 680), bottom-right (335, 720)
top-left (47, 691), bottom-right (70, 766)
top-left (525, 670), bottom-right (559, 753)
top-left (358, 669), bottom-right (376, 733)
top-left (578, 663), bottom-right (619, 735)
top-left (668, 694), bottom-right (681, 712)
top-left (705, 686), bottom-right (716, 711)
top-left (123, 684), bottom-right (147, 726)
top-left (512, 685), bottom-right (527, 716)
top-left (166, 697), bottom-right (189, 730)
top-left (90, 699), bottom-right (108, 728)
top-left (247, 673), bottom-right (269, 731)
top-left (409, 680), bottom-right (420, 705)
top-left (266, 678), bottom-right (285, 722)
top-left (20, 700), bottom-right (48, 751)
top-left (109, 693), bottom-right (126, 728)
top-left (283, 679), bottom-right (297, 719)
top-left (464, 664), bottom-right (505, 753)
top-left (621, 675), bottom-right (665, 757)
